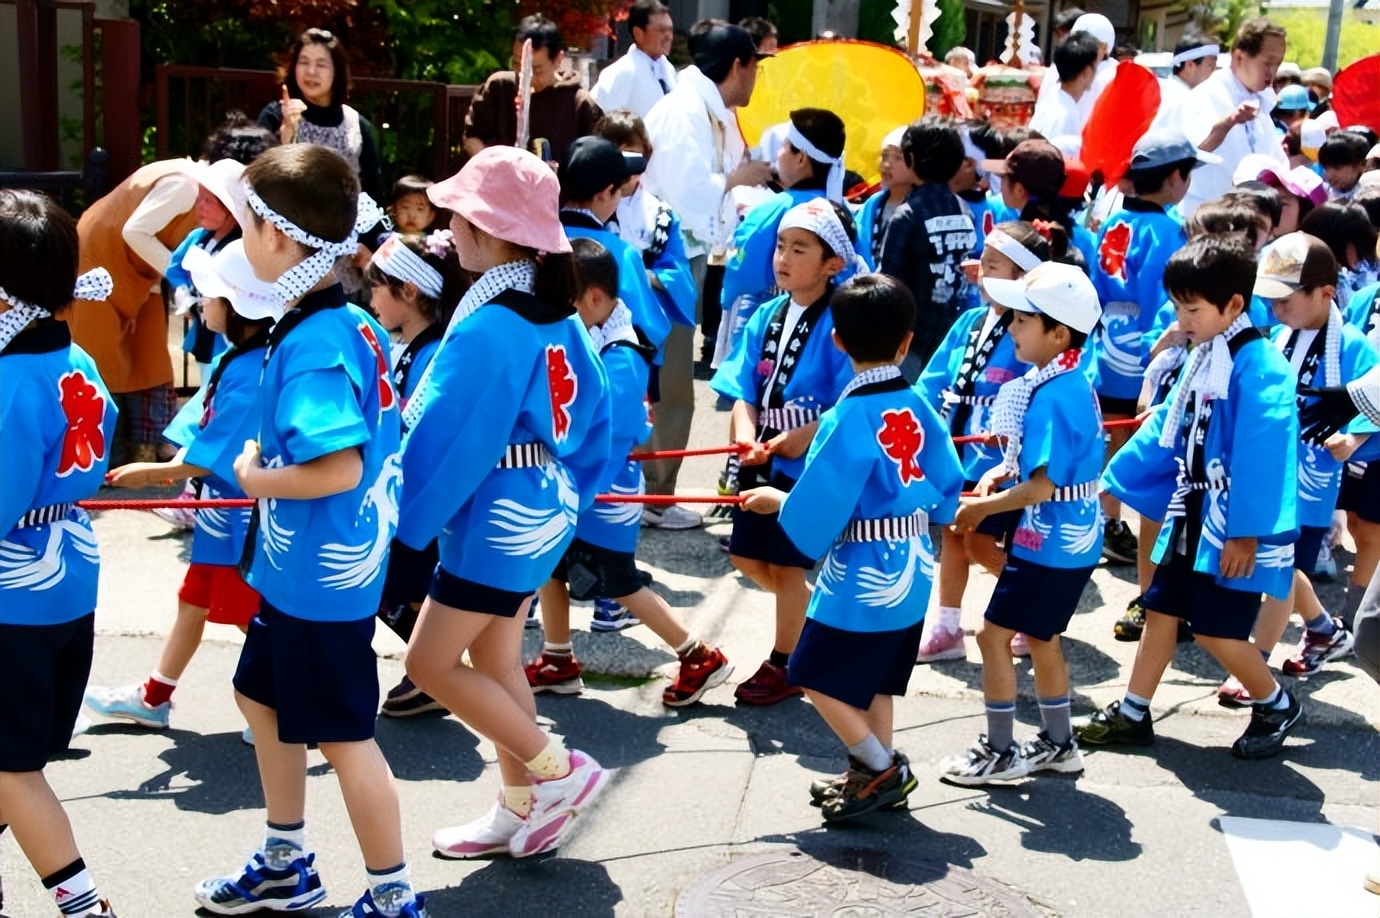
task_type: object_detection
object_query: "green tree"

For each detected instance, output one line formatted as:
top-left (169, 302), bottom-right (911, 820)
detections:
top-left (1177, 0), bottom-right (1264, 43)
top-left (929, 0), bottom-right (967, 58)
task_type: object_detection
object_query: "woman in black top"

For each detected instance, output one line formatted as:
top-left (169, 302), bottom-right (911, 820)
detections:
top-left (256, 28), bottom-right (383, 199)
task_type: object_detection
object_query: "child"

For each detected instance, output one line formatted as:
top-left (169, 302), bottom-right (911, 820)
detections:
top-left (1092, 132), bottom-right (1216, 574)
top-left (364, 230), bottom-right (464, 718)
top-left (85, 241), bottom-right (274, 733)
top-left (938, 262), bottom-right (1106, 783)
top-left (1300, 203), bottom-right (1379, 315)
top-left (388, 174), bottom-right (438, 234)
top-left (854, 126), bottom-right (913, 270)
top-left (1339, 251), bottom-right (1380, 630)
top-left (397, 147), bottom-right (612, 861)
top-left (711, 198), bottom-right (859, 705)
top-left (194, 145), bottom-right (423, 918)
top-left (716, 108), bottom-right (848, 365)
top-left (528, 238), bottom-right (733, 704)
top-left (1319, 130), bottom-right (1371, 203)
top-left (879, 117), bottom-right (977, 371)
top-left (915, 221), bottom-right (1049, 661)
top-left (0, 189), bottom-right (118, 917)
top-left (741, 274), bottom-right (964, 819)
top-left (1082, 235), bottom-right (1304, 760)
top-left (1232, 233), bottom-right (1375, 691)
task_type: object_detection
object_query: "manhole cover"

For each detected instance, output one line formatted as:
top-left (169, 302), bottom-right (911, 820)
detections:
top-left (675, 847), bottom-right (1037, 917)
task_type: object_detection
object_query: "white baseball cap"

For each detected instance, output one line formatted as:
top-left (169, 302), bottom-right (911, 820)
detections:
top-left (182, 239), bottom-right (280, 322)
top-left (983, 261), bottom-right (1103, 334)
top-left (1071, 13), bottom-right (1116, 48)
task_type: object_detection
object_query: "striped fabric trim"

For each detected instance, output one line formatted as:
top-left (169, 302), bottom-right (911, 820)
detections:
top-left (941, 390), bottom-right (997, 407)
top-left (759, 406), bottom-right (820, 432)
top-left (497, 443), bottom-right (553, 469)
top-left (1049, 481), bottom-right (1099, 501)
top-left (843, 511), bottom-right (930, 542)
top-left (16, 502), bottom-right (74, 528)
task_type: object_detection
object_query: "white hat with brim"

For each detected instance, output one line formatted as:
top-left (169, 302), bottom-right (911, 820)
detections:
top-left (195, 158), bottom-right (248, 225)
top-left (983, 262), bottom-right (1103, 335)
top-left (182, 239), bottom-right (281, 322)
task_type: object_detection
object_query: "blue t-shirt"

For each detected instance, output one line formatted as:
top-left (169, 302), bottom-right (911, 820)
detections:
top-left (1, 322), bottom-right (117, 625)
top-left (243, 286), bottom-right (402, 622)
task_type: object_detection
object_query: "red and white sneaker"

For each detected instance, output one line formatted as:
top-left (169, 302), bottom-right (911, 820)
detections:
top-left (524, 652), bottom-right (585, 695)
top-left (509, 749), bottom-right (609, 858)
top-left (433, 799), bottom-right (525, 859)
top-left (916, 626), bottom-right (967, 663)
top-left (1217, 675), bottom-right (1253, 708)
top-left (1282, 618), bottom-right (1355, 676)
top-left (663, 644), bottom-right (733, 707)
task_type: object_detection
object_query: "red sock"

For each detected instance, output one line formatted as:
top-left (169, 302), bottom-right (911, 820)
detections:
top-left (143, 674), bottom-right (176, 707)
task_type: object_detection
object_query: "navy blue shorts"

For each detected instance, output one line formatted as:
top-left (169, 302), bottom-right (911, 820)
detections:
top-left (233, 602), bottom-right (379, 744)
top-left (429, 566), bottom-right (531, 617)
top-left (1339, 462), bottom-right (1380, 524)
top-left (787, 617), bottom-right (924, 710)
top-left (1294, 526), bottom-right (1327, 573)
top-left (0, 614), bottom-right (94, 772)
top-left (984, 556), bottom-right (1096, 641)
top-left (1096, 393), bottom-right (1139, 419)
top-left (963, 480), bottom-right (1022, 540)
top-left (1143, 551), bottom-right (1262, 641)
top-left (553, 538), bottom-right (643, 602)
top-left (729, 472), bottom-right (813, 570)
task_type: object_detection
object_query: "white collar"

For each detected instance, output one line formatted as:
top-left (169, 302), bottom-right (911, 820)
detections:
top-left (1225, 68), bottom-right (1275, 108)
top-left (680, 66), bottom-right (731, 122)
top-left (630, 45), bottom-right (670, 76)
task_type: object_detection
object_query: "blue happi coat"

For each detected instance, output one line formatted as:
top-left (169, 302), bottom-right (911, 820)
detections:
top-left (562, 216), bottom-right (670, 352)
top-left (1, 321), bottom-right (117, 625)
top-left (779, 370), bottom-right (964, 632)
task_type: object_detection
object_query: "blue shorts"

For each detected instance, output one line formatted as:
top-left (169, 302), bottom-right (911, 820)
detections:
top-left (1143, 551), bottom-right (1262, 641)
top-left (984, 556), bottom-right (1096, 641)
top-left (0, 614), bottom-right (94, 772)
top-left (1339, 462), bottom-right (1380, 524)
top-left (1294, 526), bottom-right (1327, 573)
top-left (787, 617), bottom-right (924, 710)
top-left (963, 480), bottom-right (1022, 540)
top-left (233, 602), bottom-right (379, 744)
top-left (429, 565), bottom-right (531, 617)
top-left (729, 472), bottom-right (813, 570)
top-left (553, 538), bottom-right (643, 602)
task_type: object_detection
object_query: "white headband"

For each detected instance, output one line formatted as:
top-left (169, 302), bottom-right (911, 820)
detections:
top-left (960, 125), bottom-right (988, 177)
top-left (984, 228), bottom-right (1044, 272)
top-left (787, 124), bottom-right (845, 203)
top-left (371, 233), bottom-right (445, 299)
top-left (779, 198), bottom-right (861, 269)
top-left (0, 267), bottom-right (112, 352)
top-left (243, 183), bottom-right (384, 309)
top-left (1173, 44), bottom-right (1219, 66)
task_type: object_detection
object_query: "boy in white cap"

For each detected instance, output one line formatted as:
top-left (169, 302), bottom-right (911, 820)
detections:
top-left (854, 126), bottom-right (914, 270)
top-left (939, 261), bottom-right (1106, 784)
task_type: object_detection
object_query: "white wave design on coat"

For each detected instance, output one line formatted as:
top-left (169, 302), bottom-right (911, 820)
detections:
top-left (1297, 449), bottom-right (1335, 502)
top-left (256, 456), bottom-right (294, 570)
top-left (0, 520), bottom-right (99, 591)
top-left (855, 536), bottom-right (931, 609)
top-left (320, 451), bottom-right (402, 589)
top-left (196, 505), bottom-right (233, 541)
top-left (1200, 459), bottom-right (1231, 551)
top-left (1097, 311), bottom-right (1145, 378)
top-left (816, 550), bottom-right (848, 596)
top-left (488, 466), bottom-right (579, 558)
top-left (1256, 543), bottom-right (1295, 569)
top-left (1061, 506), bottom-right (1103, 556)
top-left (592, 479), bottom-right (644, 527)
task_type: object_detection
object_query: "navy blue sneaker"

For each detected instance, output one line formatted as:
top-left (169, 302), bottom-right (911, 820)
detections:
top-left (194, 851), bottom-right (325, 914)
top-left (339, 889), bottom-right (428, 917)
top-left (591, 598), bottom-right (640, 632)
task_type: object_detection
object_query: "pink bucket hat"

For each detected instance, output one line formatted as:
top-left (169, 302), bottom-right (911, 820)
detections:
top-left (428, 146), bottom-right (571, 254)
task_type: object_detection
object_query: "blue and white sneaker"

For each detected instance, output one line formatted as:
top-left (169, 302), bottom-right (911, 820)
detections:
top-left (591, 598), bottom-right (640, 632)
top-left (194, 851), bottom-right (325, 915)
top-left (339, 889), bottom-right (428, 918)
top-left (84, 683), bottom-right (170, 729)
top-left (525, 595), bottom-right (542, 630)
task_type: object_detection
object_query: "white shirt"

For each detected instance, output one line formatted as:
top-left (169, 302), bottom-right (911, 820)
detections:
top-left (1029, 88), bottom-right (1084, 152)
top-left (1180, 68), bottom-right (1285, 216)
top-left (643, 66), bottom-right (747, 258)
top-left (121, 171), bottom-right (198, 277)
top-left (591, 46), bottom-right (677, 119)
top-left (1035, 57), bottom-right (1116, 121)
top-left (1151, 74), bottom-right (1193, 132)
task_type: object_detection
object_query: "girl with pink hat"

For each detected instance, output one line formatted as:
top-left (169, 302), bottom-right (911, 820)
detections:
top-left (394, 146), bottom-right (616, 860)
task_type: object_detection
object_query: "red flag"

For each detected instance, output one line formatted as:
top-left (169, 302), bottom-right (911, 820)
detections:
top-left (1331, 54), bottom-right (1380, 135)
top-left (1081, 61), bottom-right (1161, 187)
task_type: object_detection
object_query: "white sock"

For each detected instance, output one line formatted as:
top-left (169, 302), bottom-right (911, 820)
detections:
top-left (937, 606), bottom-right (962, 633)
top-left (365, 863), bottom-right (417, 917)
top-left (673, 636), bottom-right (696, 655)
top-left (262, 821), bottom-right (305, 869)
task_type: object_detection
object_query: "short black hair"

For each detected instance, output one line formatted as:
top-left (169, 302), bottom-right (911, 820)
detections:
top-left (688, 19), bottom-right (755, 83)
top-left (1186, 199), bottom-right (1272, 248)
top-left (1163, 234), bottom-right (1257, 313)
top-left (902, 116), bottom-right (965, 184)
top-left (1053, 32), bottom-right (1100, 84)
top-left (1352, 185), bottom-right (1380, 233)
top-left (516, 15), bottom-right (564, 56)
top-left (737, 16), bottom-right (777, 48)
top-left (830, 274), bottom-right (915, 363)
top-left (1222, 184), bottom-right (1282, 228)
top-left (1053, 7), bottom-right (1085, 34)
top-left (965, 120), bottom-right (1008, 160)
top-left (787, 108), bottom-right (846, 186)
top-left (1128, 158), bottom-right (1196, 196)
top-left (1318, 130), bottom-right (1370, 168)
top-left (390, 174), bottom-right (434, 204)
top-left (244, 144), bottom-right (359, 245)
top-left (628, 0), bottom-right (669, 34)
top-left (1172, 35), bottom-right (1213, 74)
top-left (1299, 202), bottom-right (1378, 269)
top-left (204, 111), bottom-right (279, 164)
top-left (1037, 313), bottom-right (1088, 350)
top-left (0, 189), bottom-right (80, 315)
top-left (570, 236), bottom-right (620, 300)
top-left (1233, 18), bottom-right (1287, 57)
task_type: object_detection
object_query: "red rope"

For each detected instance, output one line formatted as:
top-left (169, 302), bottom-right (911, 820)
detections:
top-left (80, 493), bottom-right (746, 511)
top-left (628, 443), bottom-right (751, 461)
top-left (593, 493), bottom-right (744, 506)
top-left (953, 414), bottom-right (1147, 446)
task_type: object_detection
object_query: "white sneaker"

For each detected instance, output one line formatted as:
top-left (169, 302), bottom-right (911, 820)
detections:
top-left (510, 749), bottom-right (609, 857)
top-left (643, 504), bottom-right (703, 530)
top-left (84, 684), bottom-right (170, 729)
top-left (241, 726), bottom-right (255, 746)
top-left (1021, 731), bottom-right (1085, 775)
top-left (939, 735), bottom-right (1029, 786)
top-left (433, 799), bottom-right (525, 859)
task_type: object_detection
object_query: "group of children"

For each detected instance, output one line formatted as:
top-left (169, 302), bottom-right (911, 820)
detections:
top-left (3, 92), bottom-right (1379, 915)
